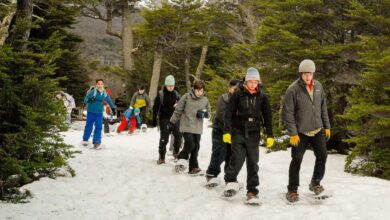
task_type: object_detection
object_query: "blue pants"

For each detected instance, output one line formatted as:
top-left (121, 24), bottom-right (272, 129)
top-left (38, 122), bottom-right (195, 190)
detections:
top-left (206, 128), bottom-right (231, 177)
top-left (83, 112), bottom-right (103, 144)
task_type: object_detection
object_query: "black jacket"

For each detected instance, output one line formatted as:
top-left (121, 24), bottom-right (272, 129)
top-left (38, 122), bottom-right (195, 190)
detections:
top-left (212, 93), bottom-right (230, 131)
top-left (153, 87), bottom-right (181, 122)
top-left (224, 84), bottom-right (273, 137)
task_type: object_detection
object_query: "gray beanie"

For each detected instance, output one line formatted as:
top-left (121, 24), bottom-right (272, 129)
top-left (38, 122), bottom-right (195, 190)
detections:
top-left (299, 59), bottom-right (316, 73)
top-left (165, 75), bottom-right (175, 86)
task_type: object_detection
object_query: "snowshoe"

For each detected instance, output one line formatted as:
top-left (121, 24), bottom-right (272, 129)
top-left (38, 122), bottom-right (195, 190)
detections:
top-left (93, 143), bottom-right (102, 150)
top-left (188, 168), bottom-right (204, 176)
top-left (82, 141), bottom-right (89, 147)
top-left (286, 191), bottom-right (299, 203)
top-left (141, 124), bottom-right (148, 133)
top-left (223, 182), bottom-right (240, 198)
top-left (157, 158), bottom-right (165, 165)
top-left (309, 182), bottom-right (325, 195)
top-left (245, 192), bottom-right (261, 206)
top-left (205, 176), bottom-right (221, 189)
top-left (174, 159), bottom-right (187, 173)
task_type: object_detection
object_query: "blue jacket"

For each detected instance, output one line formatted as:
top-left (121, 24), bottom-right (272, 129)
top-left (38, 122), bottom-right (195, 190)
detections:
top-left (124, 108), bottom-right (141, 126)
top-left (84, 89), bottom-right (116, 113)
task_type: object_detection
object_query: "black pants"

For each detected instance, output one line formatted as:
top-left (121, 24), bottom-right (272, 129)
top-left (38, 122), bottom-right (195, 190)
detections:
top-left (178, 132), bottom-right (201, 171)
top-left (206, 128), bottom-right (231, 178)
top-left (224, 132), bottom-right (260, 195)
top-left (288, 130), bottom-right (327, 192)
top-left (103, 118), bottom-right (110, 133)
top-left (158, 118), bottom-right (182, 159)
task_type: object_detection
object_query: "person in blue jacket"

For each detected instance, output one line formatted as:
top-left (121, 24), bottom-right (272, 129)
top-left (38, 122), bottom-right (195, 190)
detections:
top-left (82, 79), bottom-right (116, 148)
top-left (117, 107), bottom-right (142, 133)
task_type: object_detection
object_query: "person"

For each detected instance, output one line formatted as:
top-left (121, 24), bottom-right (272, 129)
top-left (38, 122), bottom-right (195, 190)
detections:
top-left (205, 79), bottom-right (240, 187)
top-left (282, 59), bottom-right (331, 203)
top-left (82, 79), bottom-right (116, 149)
top-left (170, 80), bottom-right (211, 174)
top-left (103, 102), bottom-right (114, 135)
top-left (152, 75), bottom-right (183, 164)
top-left (130, 86), bottom-right (151, 124)
top-left (55, 91), bottom-right (76, 125)
top-left (222, 67), bottom-right (274, 203)
top-left (116, 107), bottom-right (141, 134)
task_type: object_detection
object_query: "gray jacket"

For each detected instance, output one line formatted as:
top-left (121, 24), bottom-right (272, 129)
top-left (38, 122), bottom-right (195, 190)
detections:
top-left (282, 79), bottom-right (330, 135)
top-left (212, 93), bottom-right (230, 131)
top-left (170, 91), bottom-right (211, 134)
top-left (130, 91), bottom-right (151, 109)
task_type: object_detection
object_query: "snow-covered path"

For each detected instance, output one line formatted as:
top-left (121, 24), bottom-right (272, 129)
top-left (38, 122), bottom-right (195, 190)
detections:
top-left (1, 122), bottom-right (389, 220)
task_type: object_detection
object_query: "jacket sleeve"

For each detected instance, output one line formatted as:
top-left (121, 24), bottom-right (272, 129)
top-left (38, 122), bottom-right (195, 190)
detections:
top-left (261, 94), bottom-right (274, 137)
top-left (282, 87), bottom-right (298, 135)
top-left (152, 95), bottom-right (160, 121)
top-left (215, 96), bottom-right (225, 122)
top-left (321, 87), bottom-right (331, 129)
top-left (145, 94), bottom-right (152, 109)
top-left (130, 92), bottom-right (137, 107)
top-left (170, 93), bottom-right (187, 125)
top-left (224, 92), bottom-right (238, 134)
top-left (84, 90), bottom-right (94, 105)
top-left (105, 95), bottom-right (116, 109)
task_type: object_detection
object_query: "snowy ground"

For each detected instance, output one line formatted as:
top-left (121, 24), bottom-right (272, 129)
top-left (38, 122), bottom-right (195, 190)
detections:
top-left (1, 121), bottom-right (389, 220)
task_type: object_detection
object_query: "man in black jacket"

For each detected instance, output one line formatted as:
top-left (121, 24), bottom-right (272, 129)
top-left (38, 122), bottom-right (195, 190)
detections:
top-left (205, 79), bottom-right (240, 187)
top-left (152, 75), bottom-right (182, 164)
top-left (223, 67), bottom-right (274, 202)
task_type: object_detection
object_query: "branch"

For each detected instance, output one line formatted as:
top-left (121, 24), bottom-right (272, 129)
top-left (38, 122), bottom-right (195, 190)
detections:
top-left (163, 59), bottom-right (179, 69)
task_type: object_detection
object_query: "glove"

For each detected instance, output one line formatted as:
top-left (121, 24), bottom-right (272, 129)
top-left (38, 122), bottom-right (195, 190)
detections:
top-left (223, 133), bottom-right (232, 144)
top-left (325, 129), bottom-right (331, 140)
top-left (111, 108), bottom-right (116, 115)
top-left (87, 97), bottom-right (95, 103)
top-left (289, 135), bottom-right (300, 147)
top-left (167, 122), bottom-right (174, 131)
top-left (266, 137), bottom-right (274, 148)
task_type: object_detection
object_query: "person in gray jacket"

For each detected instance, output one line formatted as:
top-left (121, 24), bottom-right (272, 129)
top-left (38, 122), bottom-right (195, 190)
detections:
top-left (170, 80), bottom-right (211, 174)
top-left (130, 86), bottom-right (151, 125)
top-left (283, 59), bottom-right (331, 203)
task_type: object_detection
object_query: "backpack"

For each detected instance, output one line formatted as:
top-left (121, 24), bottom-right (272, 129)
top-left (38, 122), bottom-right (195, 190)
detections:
top-left (158, 89), bottom-right (180, 105)
top-left (87, 86), bottom-right (107, 99)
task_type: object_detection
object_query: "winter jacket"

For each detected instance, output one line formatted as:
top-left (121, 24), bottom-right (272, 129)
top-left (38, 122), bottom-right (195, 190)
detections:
top-left (170, 90), bottom-right (211, 135)
top-left (212, 93), bottom-right (230, 131)
top-left (152, 87), bottom-right (181, 122)
top-left (282, 78), bottom-right (331, 135)
top-left (84, 88), bottom-right (115, 114)
top-left (224, 84), bottom-right (273, 137)
top-left (123, 108), bottom-right (141, 126)
top-left (130, 91), bottom-right (151, 109)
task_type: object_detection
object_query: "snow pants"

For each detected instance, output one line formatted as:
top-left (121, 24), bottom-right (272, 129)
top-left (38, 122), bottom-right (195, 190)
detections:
top-left (117, 116), bottom-right (137, 133)
top-left (103, 118), bottom-right (110, 133)
top-left (224, 132), bottom-right (260, 195)
top-left (158, 118), bottom-right (182, 159)
top-left (288, 130), bottom-right (327, 192)
top-left (206, 128), bottom-right (232, 178)
top-left (178, 132), bottom-right (201, 171)
top-left (83, 112), bottom-right (103, 144)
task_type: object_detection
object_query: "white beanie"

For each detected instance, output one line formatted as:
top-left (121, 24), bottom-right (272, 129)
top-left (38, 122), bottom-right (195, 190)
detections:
top-left (164, 75), bottom-right (175, 86)
top-left (299, 59), bottom-right (316, 73)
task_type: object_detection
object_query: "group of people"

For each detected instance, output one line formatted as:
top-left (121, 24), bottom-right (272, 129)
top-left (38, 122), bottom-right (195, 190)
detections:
top-left (80, 58), bottom-right (331, 204)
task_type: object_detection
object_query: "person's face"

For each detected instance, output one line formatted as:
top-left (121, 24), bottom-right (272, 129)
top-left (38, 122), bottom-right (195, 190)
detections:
top-left (228, 85), bottom-right (238, 94)
top-left (139, 89), bottom-right (145, 94)
top-left (96, 80), bottom-right (104, 89)
top-left (301, 72), bottom-right (314, 85)
top-left (166, 85), bottom-right (174, 92)
top-left (246, 80), bottom-right (259, 90)
top-left (194, 88), bottom-right (204, 97)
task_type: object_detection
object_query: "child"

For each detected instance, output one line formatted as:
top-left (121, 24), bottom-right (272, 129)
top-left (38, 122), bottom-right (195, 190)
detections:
top-left (170, 80), bottom-right (211, 174)
top-left (117, 107), bottom-right (141, 134)
top-left (83, 79), bottom-right (116, 148)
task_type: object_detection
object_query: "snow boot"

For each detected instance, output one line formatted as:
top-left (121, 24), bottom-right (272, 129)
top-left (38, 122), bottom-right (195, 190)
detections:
top-left (245, 192), bottom-right (261, 206)
top-left (174, 159), bottom-right (187, 173)
top-left (309, 182), bottom-right (324, 195)
top-left (285, 191), bottom-right (299, 203)
top-left (189, 168), bottom-right (201, 175)
top-left (93, 143), bottom-right (102, 149)
top-left (82, 141), bottom-right (88, 146)
top-left (205, 175), bottom-right (221, 188)
top-left (223, 182), bottom-right (240, 198)
top-left (157, 158), bottom-right (165, 165)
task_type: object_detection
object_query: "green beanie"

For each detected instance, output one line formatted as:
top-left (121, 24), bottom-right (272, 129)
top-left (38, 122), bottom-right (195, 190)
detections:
top-left (165, 75), bottom-right (175, 86)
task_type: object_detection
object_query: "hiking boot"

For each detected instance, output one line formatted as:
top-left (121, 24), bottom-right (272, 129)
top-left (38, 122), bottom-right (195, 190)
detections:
top-left (189, 167), bottom-right (201, 175)
top-left (157, 158), bottom-right (165, 165)
top-left (247, 192), bottom-right (259, 200)
top-left (286, 191), bottom-right (299, 203)
top-left (82, 141), bottom-right (88, 146)
top-left (93, 143), bottom-right (101, 149)
top-left (309, 182), bottom-right (324, 195)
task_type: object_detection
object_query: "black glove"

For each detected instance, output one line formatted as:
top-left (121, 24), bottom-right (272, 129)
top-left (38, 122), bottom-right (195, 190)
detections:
top-left (111, 108), bottom-right (116, 115)
top-left (87, 97), bottom-right (95, 103)
top-left (196, 109), bottom-right (209, 119)
top-left (167, 122), bottom-right (174, 132)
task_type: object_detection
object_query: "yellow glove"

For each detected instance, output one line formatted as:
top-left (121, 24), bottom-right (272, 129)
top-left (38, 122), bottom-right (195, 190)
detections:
top-left (266, 137), bottom-right (274, 148)
top-left (289, 135), bottom-right (300, 147)
top-left (325, 129), bottom-right (331, 140)
top-left (223, 133), bottom-right (232, 144)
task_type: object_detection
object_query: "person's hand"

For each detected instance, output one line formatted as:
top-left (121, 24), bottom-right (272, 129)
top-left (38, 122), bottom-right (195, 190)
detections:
top-left (289, 135), bottom-right (300, 147)
top-left (223, 133), bottom-right (232, 144)
top-left (266, 137), bottom-right (274, 148)
top-left (325, 129), bottom-right (331, 141)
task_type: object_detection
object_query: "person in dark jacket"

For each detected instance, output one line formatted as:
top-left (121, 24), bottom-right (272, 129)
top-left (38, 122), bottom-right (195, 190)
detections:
top-left (283, 59), bottom-right (331, 203)
top-left (223, 67), bottom-right (274, 202)
top-left (205, 79), bottom-right (240, 186)
top-left (152, 75), bottom-right (182, 164)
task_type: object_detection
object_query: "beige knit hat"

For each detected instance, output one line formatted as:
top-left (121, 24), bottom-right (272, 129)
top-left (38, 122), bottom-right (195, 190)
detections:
top-left (298, 59), bottom-right (316, 73)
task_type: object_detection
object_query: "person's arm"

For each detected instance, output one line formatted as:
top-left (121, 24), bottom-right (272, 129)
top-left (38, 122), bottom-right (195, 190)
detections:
top-left (282, 87), bottom-right (298, 135)
top-left (145, 94), bottom-right (152, 109)
top-left (321, 86), bottom-right (331, 129)
top-left (170, 93), bottom-right (187, 124)
top-left (130, 92), bottom-right (137, 107)
top-left (105, 95), bottom-right (116, 109)
top-left (261, 94), bottom-right (273, 137)
top-left (223, 92), bottom-right (238, 133)
top-left (84, 90), bottom-right (94, 104)
top-left (152, 95), bottom-right (160, 125)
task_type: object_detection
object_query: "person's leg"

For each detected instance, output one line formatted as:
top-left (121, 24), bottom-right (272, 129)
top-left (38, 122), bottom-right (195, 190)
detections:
top-left (83, 112), bottom-right (95, 141)
top-left (224, 134), bottom-right (246, 183)
top-left (311, 130), bottom-right (328, 184)
top-left (245, 133), bottom-right (261, 195)
top-left (117, 117), bottom-right (127, 132)
top-left (177, 132), bottom-right (194, 161)
top-left (129, 117), bottom-right (136, 132)
top-left (224, 143), bottom-right (232, 173)
top-left (172, 121), bottom-right (182, 156)
top-left (189, 134), bottom-right (201, 170)
top-left (158, 119), bottom-right (170, 159)
top-left (103, 118), bottom-right (110, 133)
top-left (207, 129), bottom-right (226, 177)
top-left (92, 113), bottom-right (103, 144)
top-left (287, 133), bottom-right (309, 192)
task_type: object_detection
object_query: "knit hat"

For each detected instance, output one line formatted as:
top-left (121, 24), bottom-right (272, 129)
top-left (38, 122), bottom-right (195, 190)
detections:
top-left (245, 67), bottom-right (260, 81)
top-left (134, 108), bottom-right (140, 115)
top-left (299, 59), bottom-right (316, 73)
top-left (165, 75), bottom-right (175, 86)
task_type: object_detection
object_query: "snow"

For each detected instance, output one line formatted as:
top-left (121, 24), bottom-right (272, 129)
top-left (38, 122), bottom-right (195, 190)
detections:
top-left (1, 121), bottom-right (389, 220)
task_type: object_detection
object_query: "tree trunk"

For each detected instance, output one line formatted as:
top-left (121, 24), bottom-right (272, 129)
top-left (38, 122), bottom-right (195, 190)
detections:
top-left (5, 0), bottom-right (33, 50)
top-left (149, 46), bottom-right (163, 102)
top-left (122, 1), bottom-right (135, 72)
top-left (184, 48), bottom-right (192, 92)
top-left (194, 45), bottom-right (208, 80)
top-left (0, 12), bottom-right (15, 46)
